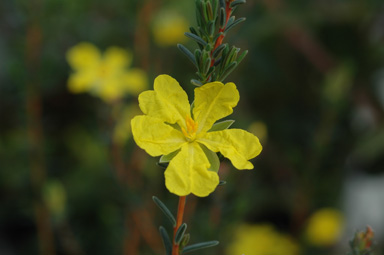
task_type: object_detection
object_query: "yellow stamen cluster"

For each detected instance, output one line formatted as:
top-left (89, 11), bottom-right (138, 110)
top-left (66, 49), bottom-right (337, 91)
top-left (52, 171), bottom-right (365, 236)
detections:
top-left (182, 115), bottom-right (198, 141)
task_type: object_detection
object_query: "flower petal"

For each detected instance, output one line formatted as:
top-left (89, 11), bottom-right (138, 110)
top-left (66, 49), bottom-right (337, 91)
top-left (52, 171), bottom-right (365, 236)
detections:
top-left (193, 81), bottom-right (239, 133)
top-left (165, 142), bottom-right (220, 197)
top-left (197, 129), bottom-right (262, 169)
top-left (124, 68), bottom-right (148, 95)
top-left (66, 42), bottom-right (101, 71)
top-left (67, 71), bottom-right (96, 93)
top-left (138, 75), bottom-right (190, 128)
top-left (131, 115), bottom-right (186, 156)
top-left (104, 47), bottom-right (132, 70)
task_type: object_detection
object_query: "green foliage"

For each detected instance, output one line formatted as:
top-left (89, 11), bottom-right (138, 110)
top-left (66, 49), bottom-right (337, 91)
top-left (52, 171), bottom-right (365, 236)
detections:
top-left (178, 0), bottom-right (248, 85)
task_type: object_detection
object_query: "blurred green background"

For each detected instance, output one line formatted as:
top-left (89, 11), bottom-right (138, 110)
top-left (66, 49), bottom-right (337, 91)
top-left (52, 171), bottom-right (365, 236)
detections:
top-left (1, 0), bottom-right (384, 254)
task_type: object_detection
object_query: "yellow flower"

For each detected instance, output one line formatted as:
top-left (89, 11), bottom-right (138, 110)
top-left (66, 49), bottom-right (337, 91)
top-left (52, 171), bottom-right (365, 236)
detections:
top-left (305, 208), bottom-right (344, 246)
top-left (152, 10), bottom-right (189, 47)
top-left (226, 224), bottom-right (299, 255)
top-left (131, 75), bottom-right (262, 197)
top-left (66, 42), bottom-right (147, 102)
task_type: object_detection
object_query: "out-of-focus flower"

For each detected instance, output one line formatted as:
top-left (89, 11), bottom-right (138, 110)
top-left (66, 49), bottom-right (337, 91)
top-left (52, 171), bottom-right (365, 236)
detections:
top-left (226, 224), bottom-right (299, 255)
top-left (305, 208), bottom-right (344, 246)
top-left (66, 42), bottom-right (147, 102)
top-left (131, 75), bottom-right (262, 197)
top-left (113, 104), bottom-right (141, 145)
top-left (248, 121), bottom-right (268, 143)
top-left (152, 10), bottom-right (189, 47)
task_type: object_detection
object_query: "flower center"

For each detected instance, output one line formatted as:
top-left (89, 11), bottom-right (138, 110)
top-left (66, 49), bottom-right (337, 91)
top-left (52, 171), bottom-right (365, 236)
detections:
top-left (182, 115), bottom-right (198, 141)
top-left (98, 63), bottom-right (109, 78)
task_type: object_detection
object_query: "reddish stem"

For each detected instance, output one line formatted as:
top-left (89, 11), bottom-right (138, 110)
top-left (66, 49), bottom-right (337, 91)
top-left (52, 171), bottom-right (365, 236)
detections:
top-left (207, 1), bottom-right (232, 81)
top-left (172, 196), bottom-right (187, 255)
top-left (213, 1), bottom-right (232, 52)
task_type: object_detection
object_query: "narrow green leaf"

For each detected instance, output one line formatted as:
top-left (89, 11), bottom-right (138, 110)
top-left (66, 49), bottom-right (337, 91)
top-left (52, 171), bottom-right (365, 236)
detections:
top-left (189, 26), bottom-right (198, 36)
top-left (208, 20), bottom-right (215, 36)
top-left (222, 46), bottom-right (239, 68)
top-left (181, 233), bottom-right (190, 249)
top-left (206, 1), bottom-right (213, 21)
top-left (206, 66), bottom-right (215, 79)
top-left (208, 119), bottom-right (235, 132)
top-left (200, 145), bottom-right (220, 173)
top-left (152, 196), bottom-right (176, 227)
top-left (219, 7), bottom-right (225, 28)
top-left (159, 150), bottom-right (180, 163)
top-left (213, 44), bottom-right (226, 58)
top-left (230, 0), bottom-right (246, 8)
top-left (226, 16), bottom-right (235, 28)
top-left (182, 241), bottom-right (219, 254)
top-left (236, 50), bottom-right (248, 65)
top-left (219, 61), bottom-right (237, 82)
top-left (159, 226), bottom-right (172, 255)
top-left (174, 223), bottom-right (187, 245)
top-left (212, 0), bottom-right (219, 20)
top-left (178, 44), bottom-right (197, 67)
top-left (191, 79), bottom-right (203, 86)
top-left (185, 32), bottom-right (207, 47)
top-left (214, 57), bottom-right (222, 66)
top-left (198, 26), bottom-right (210, 39)
top-left (194, 49), bottom-right (202, 71)
top-left (201, 0), bottom-right (209, 23)
top-left (195, 71), bottom-right (204, 81)
top-left (156, 162), bottom-right (168, 169)
top-left (224, 17), bottom-right (246, 33)
top-left (202, 56), bottom-right (211, 75)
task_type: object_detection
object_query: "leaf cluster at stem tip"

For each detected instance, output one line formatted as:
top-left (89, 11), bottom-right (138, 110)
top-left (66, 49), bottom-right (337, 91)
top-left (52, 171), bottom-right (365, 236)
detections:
top-left (178, 0), bottom-right (248, 86)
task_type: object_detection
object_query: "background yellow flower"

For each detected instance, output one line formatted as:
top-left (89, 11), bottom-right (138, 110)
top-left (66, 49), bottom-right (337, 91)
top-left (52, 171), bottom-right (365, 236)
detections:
top-left (152, 10), bottom-right (189, 47)
top-left (66, 42), bottom-right (147, 102)
top-left (226, 224), bottom-right (299, 255)
top-left (305, 208), bottom-right (344, 246)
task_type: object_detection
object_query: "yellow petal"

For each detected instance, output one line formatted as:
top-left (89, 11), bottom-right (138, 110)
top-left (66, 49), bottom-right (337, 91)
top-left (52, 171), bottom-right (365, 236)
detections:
top-left (104, 46), bottom-right (132, 70)
top-left (67, 71), bottom-right (96, 93)
top-left (198, 129), bottom-right (262, 169)
top-left (165, 142), bottom-right (219, 197)
top-left (193, 81), bottom-right (239, 133)
top-left (139, 75), bottom-right (190, 128)
top-left (96, 79), bottom-right (123, 102)
top-left (66, 42), bottom-right (101, 71)
top-left (124, 68), bottom-right (148, 95)
top-left (131, 115), bottom-right (186, 156)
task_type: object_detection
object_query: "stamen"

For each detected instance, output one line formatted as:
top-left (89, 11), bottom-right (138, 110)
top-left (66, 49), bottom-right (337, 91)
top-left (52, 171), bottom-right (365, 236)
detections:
top-left (182, 116), bottom-right (198, 140)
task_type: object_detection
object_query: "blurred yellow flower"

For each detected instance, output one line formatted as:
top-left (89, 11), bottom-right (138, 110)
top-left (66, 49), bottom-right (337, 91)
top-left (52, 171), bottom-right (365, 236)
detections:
top-left (226, 224), bottom-right (299, 255)
top-left (152, 10), bottom-right (189, 47)
top-left (131, 75), bottom-right (262, 197)
top-left (66, 42), bottom-right (147, 102)
top-left (305, 208), bottom-right (344, 246)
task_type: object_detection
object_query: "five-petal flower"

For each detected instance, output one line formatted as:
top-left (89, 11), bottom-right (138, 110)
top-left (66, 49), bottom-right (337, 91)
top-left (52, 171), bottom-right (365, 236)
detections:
top-left (131, 75), bottom-right (262, 197)
top-left (66, 42), bottom-right (147, 102)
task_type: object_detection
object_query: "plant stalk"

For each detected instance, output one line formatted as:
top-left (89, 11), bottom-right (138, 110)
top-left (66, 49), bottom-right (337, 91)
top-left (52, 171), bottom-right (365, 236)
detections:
top-left (172, 196), bottom-right (187, 255)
